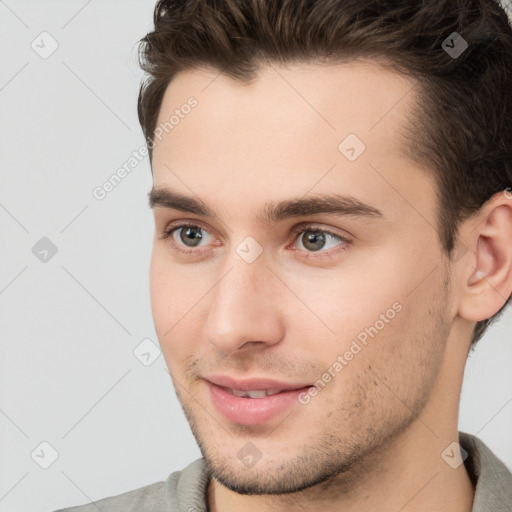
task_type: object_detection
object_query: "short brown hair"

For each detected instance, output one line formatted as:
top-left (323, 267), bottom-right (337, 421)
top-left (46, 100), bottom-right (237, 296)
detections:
top-left (137, 0), bottom-right (512, 345)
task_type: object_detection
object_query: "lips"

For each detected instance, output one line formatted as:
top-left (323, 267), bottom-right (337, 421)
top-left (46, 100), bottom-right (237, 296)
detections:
top-left (203, 375), bottom-right (314, 425)
top-left (204, 374), bottom-right (312, 394)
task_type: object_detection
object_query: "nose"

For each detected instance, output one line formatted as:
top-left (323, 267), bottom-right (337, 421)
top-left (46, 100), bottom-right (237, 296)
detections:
top-left (203, 256), bottom-right (285, 356)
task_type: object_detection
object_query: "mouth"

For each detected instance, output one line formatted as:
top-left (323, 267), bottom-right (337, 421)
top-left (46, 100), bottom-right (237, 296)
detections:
top-left (203, 374), bottom-right (312, 393)
top-left (203, 376), bottom-right (314, 425)
top-left (220, 387), bottom-right (288, 398)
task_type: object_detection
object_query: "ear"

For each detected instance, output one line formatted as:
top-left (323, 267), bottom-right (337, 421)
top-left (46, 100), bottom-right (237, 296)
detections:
top-left (455, 190), bottom-right (512, 322)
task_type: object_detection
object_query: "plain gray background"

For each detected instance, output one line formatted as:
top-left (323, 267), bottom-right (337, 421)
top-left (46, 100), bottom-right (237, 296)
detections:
top-left (0, 1), bottom-right (511, 511)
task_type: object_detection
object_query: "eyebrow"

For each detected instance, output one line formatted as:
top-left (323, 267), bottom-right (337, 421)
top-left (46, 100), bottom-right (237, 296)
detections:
top-left (148, 186), bottom-right (384, 225)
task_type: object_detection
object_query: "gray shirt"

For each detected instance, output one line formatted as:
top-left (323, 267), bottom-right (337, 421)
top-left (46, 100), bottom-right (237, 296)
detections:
top-left (54, 432), bottom-right (512, 512)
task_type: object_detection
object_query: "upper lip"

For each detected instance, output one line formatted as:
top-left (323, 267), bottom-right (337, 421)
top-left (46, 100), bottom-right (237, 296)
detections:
top-left (204, 375), bottom-right (312, 391)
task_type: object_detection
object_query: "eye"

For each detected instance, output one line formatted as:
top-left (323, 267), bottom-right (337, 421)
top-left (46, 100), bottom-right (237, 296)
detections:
top-left (174, 225), bottom-right (207, 247)
top-left (290, 224), bottom-right (349, 256)
top-left (162, 223), bottom-right (216, 253)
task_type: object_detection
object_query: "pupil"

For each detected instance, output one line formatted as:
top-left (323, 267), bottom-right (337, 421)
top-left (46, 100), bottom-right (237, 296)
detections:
top-left (302, 231), bottom-right (325, 251)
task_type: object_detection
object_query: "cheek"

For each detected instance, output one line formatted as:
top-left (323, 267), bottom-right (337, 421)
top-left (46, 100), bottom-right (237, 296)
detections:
top-left (149, 249), bottom-right (195, 348)
top-left (283, 265), bottom-right (406, 350)
top-left (149, 247), bottom-right (217, 376)
top-left (149, 250), bottom-right (172, 333)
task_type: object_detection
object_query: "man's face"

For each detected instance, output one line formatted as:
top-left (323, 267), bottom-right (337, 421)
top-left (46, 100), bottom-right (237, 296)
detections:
top-left (149, 61), bottom-right (455, 494)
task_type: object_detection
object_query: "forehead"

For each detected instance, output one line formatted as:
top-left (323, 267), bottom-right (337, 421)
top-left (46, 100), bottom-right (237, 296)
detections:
top-left (150, 60), bottom-right (434, 222)
top-left (154, 60), bottom-right (416, 142)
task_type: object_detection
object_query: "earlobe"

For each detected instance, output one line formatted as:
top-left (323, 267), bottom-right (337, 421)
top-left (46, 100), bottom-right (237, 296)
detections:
top-left (457, 196), bottom-right (512, 322)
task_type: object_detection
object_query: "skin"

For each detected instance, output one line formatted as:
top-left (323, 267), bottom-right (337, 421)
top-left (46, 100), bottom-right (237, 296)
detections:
top-left (148, 60), bottom-right (512, 512)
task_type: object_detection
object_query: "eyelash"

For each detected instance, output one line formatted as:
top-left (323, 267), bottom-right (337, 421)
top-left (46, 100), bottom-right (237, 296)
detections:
top-left (160, 221), bottom-right (351, 259)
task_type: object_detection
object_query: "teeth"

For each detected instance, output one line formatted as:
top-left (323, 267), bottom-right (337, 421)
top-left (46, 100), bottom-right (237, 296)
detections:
top-left (231, 389), bottom-right (253, 397)
top-left (229, 388), bottom-right (283, 398)
top-left (246, 390), bottom-right (267, 398)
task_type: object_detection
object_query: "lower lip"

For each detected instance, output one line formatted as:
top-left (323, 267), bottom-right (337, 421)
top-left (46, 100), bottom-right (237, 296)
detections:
top-left (206, 381), bottom-right (312, 425)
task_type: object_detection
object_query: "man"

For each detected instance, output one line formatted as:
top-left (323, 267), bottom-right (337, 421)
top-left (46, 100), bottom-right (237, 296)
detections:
top-left (56, 0), bottom-right (512, 510)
